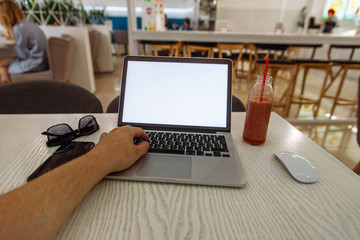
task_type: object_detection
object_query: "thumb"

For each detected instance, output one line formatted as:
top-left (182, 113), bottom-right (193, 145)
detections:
top-left (135, 141), bottom-right (150, 157)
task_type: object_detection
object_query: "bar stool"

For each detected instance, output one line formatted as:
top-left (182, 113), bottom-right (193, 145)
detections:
top-left (323, 45), bottom-right (360, 117)
top-left (255, 59), bottom-right (297, 117)
top-left (255, 44), bottom-right (290, 60)
top-left (183, 42), bottom-right (216, 58)
top-left (328, 45), bottom-right (360, 61)
top-left (139, 41), bottom-right (182, 57)
top-left (286, 59), bottom-right (332, 118)
top-left (240, 44), bottom-right (257, 80)
top-left (321, 60), bottom-right (359, 117)
top-left (216, 43), bottom-right (245, 83)
top-left (286, 44), bottom-right (323, 60)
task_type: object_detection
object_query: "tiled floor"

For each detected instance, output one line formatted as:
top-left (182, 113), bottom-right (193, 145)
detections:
top-left (94, 55), bottom-right (359, 172)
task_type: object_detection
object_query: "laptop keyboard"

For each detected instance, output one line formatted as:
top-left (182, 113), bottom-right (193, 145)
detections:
top-left (135, 131), bottom-right (230, 157)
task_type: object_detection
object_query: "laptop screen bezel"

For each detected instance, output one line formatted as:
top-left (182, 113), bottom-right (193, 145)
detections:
top-left (117, 56), bottom-right (232, 133)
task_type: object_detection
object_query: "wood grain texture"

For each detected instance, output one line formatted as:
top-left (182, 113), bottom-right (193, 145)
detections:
top-left (0, 113), bottom-right (359, 240)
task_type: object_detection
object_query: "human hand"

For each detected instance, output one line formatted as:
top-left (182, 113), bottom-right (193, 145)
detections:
top-left (88, 125), bottom-right (149, 174)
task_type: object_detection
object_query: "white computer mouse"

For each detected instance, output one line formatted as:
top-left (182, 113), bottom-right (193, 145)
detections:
top-left (274, 152), bottom-right (319, 183)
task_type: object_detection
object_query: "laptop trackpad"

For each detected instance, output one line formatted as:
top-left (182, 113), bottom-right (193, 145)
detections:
top-left (136, 155), bottom-right (192, 179)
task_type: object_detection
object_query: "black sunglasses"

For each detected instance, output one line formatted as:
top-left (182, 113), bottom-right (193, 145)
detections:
top-left (41, 115), bottom-right (100, 147)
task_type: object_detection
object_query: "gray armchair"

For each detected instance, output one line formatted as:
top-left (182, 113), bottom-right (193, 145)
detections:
top-left (113, 30), bottom-right (128, 56)
top-left (11, 34), bottom-right (75, 83)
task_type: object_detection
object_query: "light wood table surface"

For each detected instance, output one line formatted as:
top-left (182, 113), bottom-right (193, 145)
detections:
top-left (0, 113), bottom-right (359, 239)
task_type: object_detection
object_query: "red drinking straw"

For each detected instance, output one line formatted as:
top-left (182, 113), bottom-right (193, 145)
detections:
top-left (260, 57), bottom-right (269, 102)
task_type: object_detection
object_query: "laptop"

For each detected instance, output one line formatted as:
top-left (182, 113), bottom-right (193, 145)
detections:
top-left (106, 56), bottom-right (247, 187)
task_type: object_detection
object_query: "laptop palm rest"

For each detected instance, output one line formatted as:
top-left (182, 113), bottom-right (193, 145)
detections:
top-left (136, 155), bottom-right (192, 179)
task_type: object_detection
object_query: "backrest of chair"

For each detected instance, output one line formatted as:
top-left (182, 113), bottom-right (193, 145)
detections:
top-left (114, 30), bottom-right (129, 45)
top-left (0, 81), bottom-right (103, 114)
top-left (106, 96), bottom-right (120, 113)
top-left (217, 43), bottom-right (245, 61)
top-left (106, 95), bottom-right (245, 113)
top-left (47, 34), bottom-right (75, 82)
top-left (232, 95), bottom-right (246, 112)
top-left (89, 30), bottom-right (101, 61)
top-left (328, 45), bottom-right (360, 61)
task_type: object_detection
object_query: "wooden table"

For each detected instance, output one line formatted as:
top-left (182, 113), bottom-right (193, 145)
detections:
top-left (0, 113), bottom-right (359, 239)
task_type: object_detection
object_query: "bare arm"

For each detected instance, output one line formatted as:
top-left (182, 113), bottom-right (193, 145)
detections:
top-left (0, 125), bottom-right (149, 240)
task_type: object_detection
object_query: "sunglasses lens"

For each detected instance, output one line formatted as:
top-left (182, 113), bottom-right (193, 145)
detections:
top-left (79, 116), bottom-right (99, 135)
top-left (47, 124), bottom-right (75, 146)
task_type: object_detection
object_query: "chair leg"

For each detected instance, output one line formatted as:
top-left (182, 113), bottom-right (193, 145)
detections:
top-left (141, 42), bottom-right (147, 56)
top-left (314, 67), bottom-right (330, 118)
top-left (285, 65), bottom-right (300, 117)
top-left (329, 67), bottom-right (348, 117)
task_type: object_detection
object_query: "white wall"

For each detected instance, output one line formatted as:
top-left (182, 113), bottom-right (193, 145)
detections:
top-left (216, 0), bottom-right (328, 33)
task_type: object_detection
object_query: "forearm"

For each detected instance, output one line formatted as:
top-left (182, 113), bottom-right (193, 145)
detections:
top-left (0, 152), bottom-right (111, 240)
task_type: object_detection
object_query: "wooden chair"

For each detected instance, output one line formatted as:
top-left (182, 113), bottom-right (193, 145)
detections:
top-left (255, 44), bottom-right (289, 60)
top-left (139, 41), bottom-right (182, 57)
top-left (287, 59), bottom-right (332, 118)
top-left (286, 44), bottom-right (323, 61)
top-left (106, 95), bottom-right (245, 113)
top-left (184, 42), bottom-right (216, 58)
top-left (320, 60), bottom-right (359, 117)
top-left (255, 59), bottom-right (297, 117)
top-left (216, 43), bottom-right (245, 83)
top-left (328, 45), bottom-right (360, 61)
top-left (241, 44), bottom-right (258, 80)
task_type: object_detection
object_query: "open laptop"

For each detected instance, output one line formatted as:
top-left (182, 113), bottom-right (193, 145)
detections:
top-left (106, 56), bottom-right (247, 187)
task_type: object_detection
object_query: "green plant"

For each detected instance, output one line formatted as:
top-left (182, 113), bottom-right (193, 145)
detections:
top-left (297, 6), bottom-right (307, 28)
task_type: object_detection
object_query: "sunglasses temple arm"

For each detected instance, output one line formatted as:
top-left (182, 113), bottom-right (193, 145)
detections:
top-left (42, 132), bottom-right (64, 137)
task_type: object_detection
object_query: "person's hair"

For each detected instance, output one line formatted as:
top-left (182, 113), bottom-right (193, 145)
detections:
top-left (328, 9), bottom-right (335, 15)
top-left (0, 0), bottom-right (25, 39)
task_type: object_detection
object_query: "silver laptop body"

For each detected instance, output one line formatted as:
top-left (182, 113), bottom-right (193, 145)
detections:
top-left (107, 56), bottom-right (247, 187)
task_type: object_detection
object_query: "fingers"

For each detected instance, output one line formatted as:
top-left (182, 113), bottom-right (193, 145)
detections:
top-left (99, 132), bottom-right (107, 141)
top-left (131, 126), bottom-right (149, 140)
top-left (136, 141), bottom-right (150, 156)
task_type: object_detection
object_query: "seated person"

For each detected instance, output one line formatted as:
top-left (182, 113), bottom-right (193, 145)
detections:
top-left (179, 18), bottom-right (192, 31)
top-left (165, 15), bottom-right (178, 30)
top-left (0, 0), bottom-right (49, 85)
top-left (322, 8), bottom-right (337, 33)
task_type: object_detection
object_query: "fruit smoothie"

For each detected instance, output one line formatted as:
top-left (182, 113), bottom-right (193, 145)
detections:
top-left (243, 97), bottom-right (273, 145)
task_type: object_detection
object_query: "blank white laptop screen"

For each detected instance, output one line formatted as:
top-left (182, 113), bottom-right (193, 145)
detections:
top-left (122, 60), bottom-right (229, 128)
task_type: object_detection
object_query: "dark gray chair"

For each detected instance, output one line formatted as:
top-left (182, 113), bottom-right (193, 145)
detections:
top-left (106, 95), bottom-right (245, 113)
top-left (0, 81), bottom-right (103, 114)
